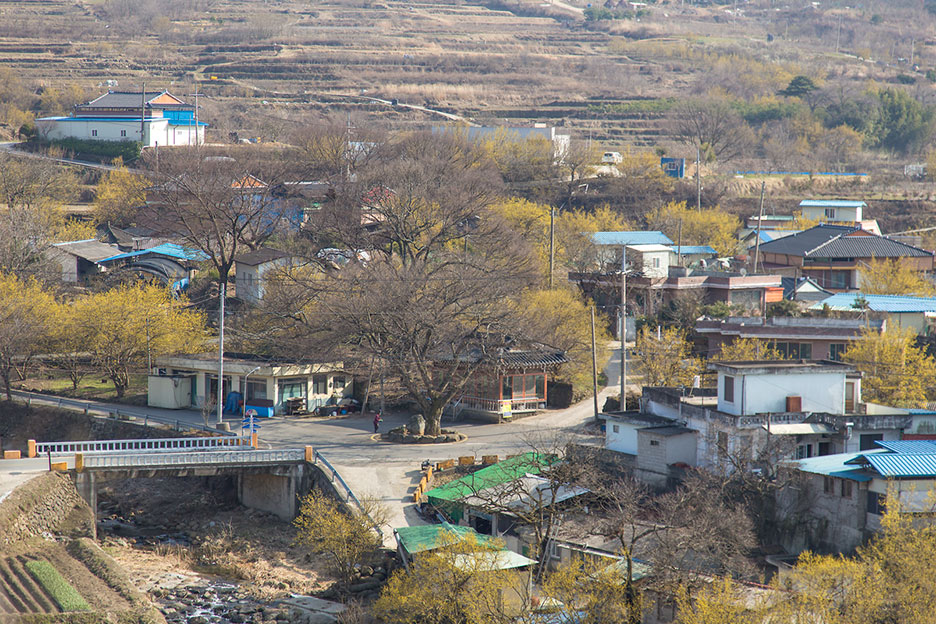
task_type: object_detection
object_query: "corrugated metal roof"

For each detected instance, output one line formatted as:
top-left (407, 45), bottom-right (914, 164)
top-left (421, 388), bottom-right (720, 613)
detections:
top-left (100, 243), bottom-right (208, 263)
top-left (864, 453), bottom-right (936, 478)
top-left (51, 239), bottom-right (121, 262)
top-left (757, 224), bottom-right (932, 259)
top-left (809, 293), bottom-right (936, 313)
top-left (875, 440), bottom-right (936, 454)
top-left (675, 245), bottom-right (717, 255)
top-left (425, 452), bottom-right (557, 504)
top-left (792, 451), bottom-right (880, 481)
top-left (799, 200), bottom-right (867, 208)
top-left (452, 550), bottom-right (537, 571)
top-left (592, 231), bottom-right (674, 246)
top-left (395, 522), bottom-right (499, 554)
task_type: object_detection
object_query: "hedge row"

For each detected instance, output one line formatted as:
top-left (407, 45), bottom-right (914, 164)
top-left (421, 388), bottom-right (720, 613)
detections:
top-left (47, 138), bottom-right (141, 162)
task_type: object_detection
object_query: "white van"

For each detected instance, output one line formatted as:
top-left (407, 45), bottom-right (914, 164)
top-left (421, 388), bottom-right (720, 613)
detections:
top-left (602, 151), bottom-right (622, 164)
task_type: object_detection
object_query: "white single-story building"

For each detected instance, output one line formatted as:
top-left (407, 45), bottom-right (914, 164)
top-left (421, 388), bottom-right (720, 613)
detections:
top-left (36, 90), bottom-right (206, 148)
top-left (235, 248), bottom-right (294, 304)
top-left (149, 353), bottom-right (353, 415)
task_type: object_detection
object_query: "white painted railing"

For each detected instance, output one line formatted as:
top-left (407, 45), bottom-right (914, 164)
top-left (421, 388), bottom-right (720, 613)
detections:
top-left (81, 448), bottom-right (306, 469)
top-left (38, 436), bottom-right (253, 456)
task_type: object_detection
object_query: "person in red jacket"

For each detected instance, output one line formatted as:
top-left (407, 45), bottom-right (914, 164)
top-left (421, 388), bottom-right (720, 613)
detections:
top-left (373, 412), bottom-right (383, 433)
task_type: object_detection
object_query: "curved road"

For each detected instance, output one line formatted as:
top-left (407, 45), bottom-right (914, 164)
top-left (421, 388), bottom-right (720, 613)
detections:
top-left (1, 348), bottom-right (629, 539)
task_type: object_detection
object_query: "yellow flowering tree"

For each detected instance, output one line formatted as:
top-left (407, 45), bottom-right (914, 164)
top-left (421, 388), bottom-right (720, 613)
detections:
top-left (843, 325), bottom-right (936, 408)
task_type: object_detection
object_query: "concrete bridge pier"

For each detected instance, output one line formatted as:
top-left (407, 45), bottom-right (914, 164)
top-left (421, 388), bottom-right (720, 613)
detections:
top-left (73, 471), bottom-right (97, 538)
top-left (237, 463), bottom-right (310, 521)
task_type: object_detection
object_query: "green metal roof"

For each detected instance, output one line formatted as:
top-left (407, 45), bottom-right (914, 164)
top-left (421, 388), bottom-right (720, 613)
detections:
top-left (425, 452), bottom-right (558, 506)
top-left (395, 522), bottom-right (501, 554)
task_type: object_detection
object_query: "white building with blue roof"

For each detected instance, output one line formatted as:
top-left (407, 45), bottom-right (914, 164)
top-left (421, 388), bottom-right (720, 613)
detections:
top-left (36, 90), bottom-right (207, 147)
top-left (783, 439), bottom-right (936, 552)
top-left (810, 293), bottom-right (936, 335)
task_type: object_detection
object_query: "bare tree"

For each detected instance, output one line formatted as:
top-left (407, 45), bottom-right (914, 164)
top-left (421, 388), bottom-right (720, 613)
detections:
top-left (139, 147), bottom-right (298, 294)
top-left (672, 99), bottom-right (755, 163)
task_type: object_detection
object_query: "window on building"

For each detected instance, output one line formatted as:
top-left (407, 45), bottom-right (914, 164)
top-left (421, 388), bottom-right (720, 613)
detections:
top-left (332, 376), bottom-right (346, 391)
top-left (773, 342), bottom-right (813, 359)
top-left (824, 476), bottom-right (834, 494)
top-left (868, 491), bottom-right (884, 515)
top-left (824, 208), bottom-right (836, 219)
top-left (841, 480), bottom-right (853, 498)
top-left (717, 431), bottom-right (728, 460)
top-left (723, 376), bottom-right (735, 403)
top-left (829, 271), bottom-right (849, 289)
top-left (612, 424), bottom-right (620, 433)
top-left (278, 378), bottom-right (306, 403)
top-left (91, 129), bottom-right (98, 137)
top-left (829, 343), bottom-right (847, 361)
top-left (312, 375), bottom-right (327, 395)
top-left (859, 433), bottom-right (884, 451)
top-left (120, 130), bottom-right (127, 137)
top-left (650, 439), bottom-right (660, 446)
top-left (652, 257), bottom-right (660, 268)
top-left (818, 442), bottom-right (831, 456)
top-left (503, 374), bottom-right (546, 400)
top-left (245, 380), bottom-right (266, 401)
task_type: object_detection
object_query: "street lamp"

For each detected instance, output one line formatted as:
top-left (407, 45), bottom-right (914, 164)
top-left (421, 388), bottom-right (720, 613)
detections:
top-left (242, 366), bottom-right (261, 420)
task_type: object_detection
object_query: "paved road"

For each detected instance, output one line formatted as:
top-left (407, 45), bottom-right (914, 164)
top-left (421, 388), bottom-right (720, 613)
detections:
top-left (0, 141), bottom-right (131, 172)
top-left (3, 348), bottom-right (629, 539)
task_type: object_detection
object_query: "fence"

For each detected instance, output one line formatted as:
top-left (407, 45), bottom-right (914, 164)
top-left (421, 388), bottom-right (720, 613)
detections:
top-left (80, 448), bottom-right (306, 469)
top-left (10, 390), bottom-right (235, 436)
top-left (35, 435), bottom-right (253, 457)
top-left (310, 448), bottom-right (384, 538)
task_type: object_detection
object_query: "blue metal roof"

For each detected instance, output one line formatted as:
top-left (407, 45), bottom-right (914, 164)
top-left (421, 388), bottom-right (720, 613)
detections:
top-left (875, 440), bottom-right (936, 454)
top-left (799, 200), bottom-right (867, 208)
top-left (792, 451), bottom-right (879, 482)
top-left (809, 293), bottom-right (936, 313)
top-left (100, 243), bottom-right (208, 263)
top-left (674, 245), bottom-right (717, 255)
top-left (863, 453), bottom-right (936, 478)
top-left (592, 231), bottom-right (674, 246)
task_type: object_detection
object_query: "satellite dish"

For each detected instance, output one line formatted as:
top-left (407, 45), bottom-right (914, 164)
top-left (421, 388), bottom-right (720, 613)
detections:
top-left (740, 268), bottom-right (748, 276)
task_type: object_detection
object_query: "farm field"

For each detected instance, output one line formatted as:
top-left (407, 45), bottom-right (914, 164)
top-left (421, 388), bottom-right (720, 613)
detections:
top-left (3, 0), bottom-right (935, 150)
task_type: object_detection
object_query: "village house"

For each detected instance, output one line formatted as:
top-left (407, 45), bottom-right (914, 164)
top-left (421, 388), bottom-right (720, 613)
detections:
top-left (234, 248), bottom-right (294, 304)
top-left (694, 316), bottom-right (884, 361)
top-left (809, 293), bottom-right (936, 336)
top-left (36, 90), bottom-right (206, 147)
top-left (756, 224), bottom-right (935, 292)
top-left (148, 353), bottom-right (352, 416)
top-left (98, 242), bottom-right (207, 292)
top-left (781, 440), bottom-right (936, 553)
top-left (797, 199), bottom-right (881, 234)
top-left (46, 239), bottom-right (121, 282)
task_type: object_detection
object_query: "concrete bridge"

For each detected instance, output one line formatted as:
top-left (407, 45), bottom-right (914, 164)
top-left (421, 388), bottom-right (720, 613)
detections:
top-left (22, 436), bottom-right (378, 534)
top-left (73, 447), bottom-right (315, 524)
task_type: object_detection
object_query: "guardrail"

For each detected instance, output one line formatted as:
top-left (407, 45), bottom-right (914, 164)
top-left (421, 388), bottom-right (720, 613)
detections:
top-left (10, 390), bottom-right (236, 436)
top-left (310, 448), bottom-right (384, 538)
top-left (36, 435), bottom-right (253, 457)
top-left (81, 448), bottom-right (306, 469)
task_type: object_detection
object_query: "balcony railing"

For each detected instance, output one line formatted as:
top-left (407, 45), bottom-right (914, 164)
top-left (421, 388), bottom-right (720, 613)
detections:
top-left (456, 395), bottom-right (546, 414)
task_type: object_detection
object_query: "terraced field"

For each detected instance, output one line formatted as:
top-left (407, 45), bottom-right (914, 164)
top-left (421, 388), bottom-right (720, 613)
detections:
top-left (0, 556), bottom-right (63, 617)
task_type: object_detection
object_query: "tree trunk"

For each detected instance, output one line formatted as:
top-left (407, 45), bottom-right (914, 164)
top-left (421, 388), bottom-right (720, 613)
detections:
top-left (1, 369), bottom-right (10, 401)
top-left (425, 403), bottom-right (444, 436)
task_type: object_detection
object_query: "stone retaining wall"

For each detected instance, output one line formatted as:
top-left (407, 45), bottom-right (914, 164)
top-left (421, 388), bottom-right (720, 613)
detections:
top-left (0, 472), bottom-right (91, 548)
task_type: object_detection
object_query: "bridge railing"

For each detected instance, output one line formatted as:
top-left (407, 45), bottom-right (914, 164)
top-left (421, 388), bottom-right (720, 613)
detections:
top-left (37, 436), bottom-right (253, 457)
top-left (310, 448), bottom-right (384, 538)
top-left (80, 448), bottom-right (306, 469)
top-left (10, 389), bottom-right (236, 437)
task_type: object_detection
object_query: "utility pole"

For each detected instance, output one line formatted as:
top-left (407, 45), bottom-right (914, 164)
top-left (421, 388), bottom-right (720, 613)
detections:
top-left (549, 206), bottom-right (555, 289)
top-left (753, 180), bottom-right (766, 274)
top-left (345, 113), bottom-right (352, 181)
top-left (676, 219), bottom-right (683, 267)
top-left (590, 305), bottom-right (599, 420)
top-left (140, 83), bottom-right (146, 143)
top-left (620, 246), bottom-right (627, 409)
top-left (696, 145), bottom-right (702, 212)
top-left (835, 13), bottom-right (843, 54)
top-left (217, 283), bottom-right (225, 426)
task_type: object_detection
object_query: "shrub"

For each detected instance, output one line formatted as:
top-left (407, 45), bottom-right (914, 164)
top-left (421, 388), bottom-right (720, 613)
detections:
top-left (25, 559), bottom-right (91, 612)
top-left (45, 138), bottom-right (142, 162)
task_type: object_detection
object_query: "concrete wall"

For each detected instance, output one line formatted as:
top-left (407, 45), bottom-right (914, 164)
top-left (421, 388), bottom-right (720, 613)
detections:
top-left (36, 117), bottom-right (203, 147)
top-left (147, 375), bottom-right (192, 409)
top-left (605, 421), bottom-right (640, 454)
top-left (717, 371), bottom-right (845, 416)
top-left (238, 468), bottom-right (306, 521)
